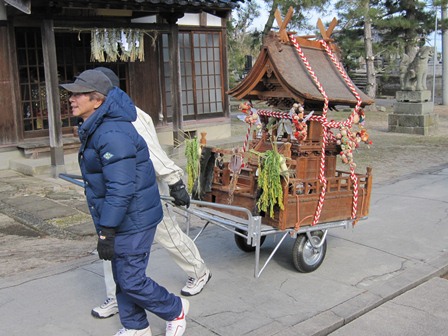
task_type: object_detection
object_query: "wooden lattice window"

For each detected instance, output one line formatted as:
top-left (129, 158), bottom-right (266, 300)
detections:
top-left (15, 28), bottom-right (127, 137)
top-left (162, 30), bottom-right (224, 121)
top-left (16, 28), bottom-right (51, 134)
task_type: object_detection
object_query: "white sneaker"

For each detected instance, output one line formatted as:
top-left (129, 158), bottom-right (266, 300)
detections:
top-left (91, 297), bottom-right (119, 318)
top-left (180, 269), bottom-right (212, 296)
top-left (166, 298), bottom-right (189, 336)
top-left (113, 326), bottom-right (152, 336)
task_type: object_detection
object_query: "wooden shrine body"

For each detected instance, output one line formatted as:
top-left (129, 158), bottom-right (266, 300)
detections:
top-left (200, 118), bottom-right (372, 231)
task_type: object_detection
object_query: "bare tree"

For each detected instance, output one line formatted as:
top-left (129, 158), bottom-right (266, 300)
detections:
top-left (363, 0), bottom-right (377, 99)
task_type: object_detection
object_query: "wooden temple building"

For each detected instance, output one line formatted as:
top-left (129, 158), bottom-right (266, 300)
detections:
top-left (0, 0), bottom-right (244, 175)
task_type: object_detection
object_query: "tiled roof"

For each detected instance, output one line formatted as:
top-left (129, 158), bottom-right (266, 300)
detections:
top-left (6, 0), bottom-right (245, 18)
top-left (146, 0), bottom-right (243, 8)
top-left (15, 0), bottom-right (247, 18)
top-left (28, 0), bottom-right (245, 10)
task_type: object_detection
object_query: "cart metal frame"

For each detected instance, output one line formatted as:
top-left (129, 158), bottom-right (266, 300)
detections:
top-left (59, 173), bottom-right (356, 278)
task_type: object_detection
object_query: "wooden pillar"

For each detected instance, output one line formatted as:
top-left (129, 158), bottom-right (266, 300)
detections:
top-left (41, 20), bottom-right (65, 177)
top-left (0, 2), bottom-right (6, 20)
top-left (0, 21), bottom-right (19, 145)
top-left (168, 23), bottom-right (183, 145)
top-left (221, 16), bottom-right (230, 118)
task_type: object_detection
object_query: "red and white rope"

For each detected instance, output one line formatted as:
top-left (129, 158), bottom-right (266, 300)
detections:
top-left (289, 34), bottom-right (331, 225)
top-left (289, 35), bottom-right (329, 117)
top-left (319, 40), bottom-right (363, 129)
top-left (241, 106), bottom-right (258, 154)
top-left (319, 40), bottom-right (362, 219)
top-left (350, 166), bottom-right (359, 219)
top-left (257, 110), bottom-right (291, 119)
top-left (242, 124), bottom-right (251, 154)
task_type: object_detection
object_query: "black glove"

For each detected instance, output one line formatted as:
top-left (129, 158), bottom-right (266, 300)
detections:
top-left (97, 227), bottom-right (115, 260)
top-left (169, 179), bottom-right (190, 208)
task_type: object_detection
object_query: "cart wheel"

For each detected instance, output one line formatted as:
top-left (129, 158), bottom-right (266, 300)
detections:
top-left (234, 228), bottom-right (266, 252)
top-left (292, 231), bottom-right (327, 273)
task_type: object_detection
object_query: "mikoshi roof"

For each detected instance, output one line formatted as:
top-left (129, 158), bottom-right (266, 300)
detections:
top-left (228, 32), bottom-right (374, 109)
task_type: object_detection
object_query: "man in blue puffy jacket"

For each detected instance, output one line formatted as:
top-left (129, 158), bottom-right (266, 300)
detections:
top-left (61, 69), bottom-right (188, 336)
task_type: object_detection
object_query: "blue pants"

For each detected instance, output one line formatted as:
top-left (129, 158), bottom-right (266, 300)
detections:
top-left (111, 227), bottom-right (182, 330)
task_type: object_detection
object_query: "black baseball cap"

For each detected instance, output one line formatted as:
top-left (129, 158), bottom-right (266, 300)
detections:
top-left (94, 67), bottom-right (120, 87)
top-left (60, 70), bottom-right (113, 96)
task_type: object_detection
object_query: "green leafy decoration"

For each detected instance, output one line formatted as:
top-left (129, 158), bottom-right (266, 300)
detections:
top-left (184, 137), bottom-right (200, 193)
top-left (256, 148), bottom-right (285, 218)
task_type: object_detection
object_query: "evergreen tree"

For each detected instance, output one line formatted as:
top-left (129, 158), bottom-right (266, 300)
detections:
top-left (334, 0), bottom-right (384, 72)
top-left (227, 1), bottom-right (262, 86)
top-left (261, 0), bottom-right (332, 37)
top-left (227, 0), bottom-right (335, 87)
top-left (334, 0), bottom-right (435, 97)
top-left (379, 0), bottom-right (435, 55)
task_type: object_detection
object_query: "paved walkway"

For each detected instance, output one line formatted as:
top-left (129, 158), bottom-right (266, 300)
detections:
top-left (0, 163), bottom-right (447, 335)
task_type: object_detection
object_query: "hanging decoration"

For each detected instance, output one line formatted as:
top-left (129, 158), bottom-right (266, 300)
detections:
top-left (228, 148), bottom-right (244, 204)
top-left (185, 137), bottom-right (201, 194)
top-left (90, 28), bottom-right (146, 62)
top-left (236, 102), bottom-right (262, 156)
top-left (335, 126), bottom-right (358, 168)
top-left (254, 146), bottom-right (286, 219)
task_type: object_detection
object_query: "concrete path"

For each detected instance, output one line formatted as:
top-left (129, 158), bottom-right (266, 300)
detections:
top-left (0, 165), bottom-right (447, 335)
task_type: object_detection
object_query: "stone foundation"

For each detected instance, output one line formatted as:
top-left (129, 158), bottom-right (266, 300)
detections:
top-left (388, 90), bottom-right (438, 135)
top-left (388, 112), bottom-right (439, 135)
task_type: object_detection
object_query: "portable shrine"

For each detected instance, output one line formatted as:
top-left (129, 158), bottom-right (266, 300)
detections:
top-left (185, 8), bottom-right (374, 275)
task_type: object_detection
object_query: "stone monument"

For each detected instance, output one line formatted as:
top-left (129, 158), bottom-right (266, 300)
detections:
top-left (388, 46), bottom-right (438, 135)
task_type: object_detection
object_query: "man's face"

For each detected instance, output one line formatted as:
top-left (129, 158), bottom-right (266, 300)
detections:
top-left (69, 93), bottom-right (102, 120)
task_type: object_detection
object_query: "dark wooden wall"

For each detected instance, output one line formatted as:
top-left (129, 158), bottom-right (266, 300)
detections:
top-left (0, 24), bottom-right (18, 145)
top-left (128, 34), bottom-right (162, 127)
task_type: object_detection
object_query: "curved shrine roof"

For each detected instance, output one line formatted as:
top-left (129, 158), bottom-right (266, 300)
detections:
top-left (228, 33), bottom-right (374, 109)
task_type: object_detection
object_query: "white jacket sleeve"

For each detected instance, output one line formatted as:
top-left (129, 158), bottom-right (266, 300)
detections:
top-left (132, 107), bottom-right (183, 186)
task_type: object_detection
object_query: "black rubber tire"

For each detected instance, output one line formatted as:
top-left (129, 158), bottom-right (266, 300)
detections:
top-left (234, 228), bottom-right (266, 252)
top-left (292, 231), bottom-right (327, 273)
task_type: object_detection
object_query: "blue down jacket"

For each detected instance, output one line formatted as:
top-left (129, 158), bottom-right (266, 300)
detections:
top-left (78, 87), bottom-right (163, 235)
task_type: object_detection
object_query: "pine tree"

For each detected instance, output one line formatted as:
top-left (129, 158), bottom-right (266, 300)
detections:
top-left (261, 0), bottom-right (332, 37)
top-left (334, 0), bottom-right (435, 97)
top-left (227, 1), bottom-right (262, 86)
